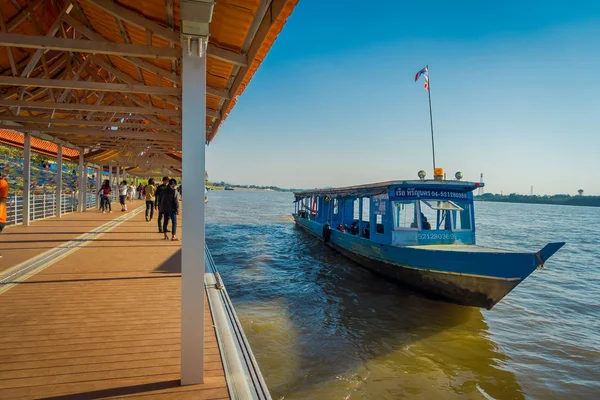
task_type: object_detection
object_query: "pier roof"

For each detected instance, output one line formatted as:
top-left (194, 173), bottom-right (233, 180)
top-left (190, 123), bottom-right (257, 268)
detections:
top-left (0, 0), bottom-right (299, 170)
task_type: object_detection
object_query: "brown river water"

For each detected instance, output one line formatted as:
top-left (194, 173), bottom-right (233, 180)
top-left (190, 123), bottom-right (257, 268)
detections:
top-left (206, 190), bottom-right (600, 399)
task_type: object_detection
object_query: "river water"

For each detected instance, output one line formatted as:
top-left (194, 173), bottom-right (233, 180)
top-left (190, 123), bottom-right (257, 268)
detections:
top-left (205, 191), bottom-right (600, 400)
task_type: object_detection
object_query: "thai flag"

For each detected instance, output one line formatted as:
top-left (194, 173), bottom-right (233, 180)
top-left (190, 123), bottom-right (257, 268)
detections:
top-left (415, 66), bottom-right (429, 91)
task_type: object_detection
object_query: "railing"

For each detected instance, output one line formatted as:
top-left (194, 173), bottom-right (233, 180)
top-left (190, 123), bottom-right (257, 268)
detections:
top-left (5, 190), bottom-right (100, 227)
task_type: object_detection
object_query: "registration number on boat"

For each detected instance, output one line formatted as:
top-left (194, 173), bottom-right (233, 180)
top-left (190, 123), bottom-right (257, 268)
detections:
top-left (418, 233), bottom-right (455, 240)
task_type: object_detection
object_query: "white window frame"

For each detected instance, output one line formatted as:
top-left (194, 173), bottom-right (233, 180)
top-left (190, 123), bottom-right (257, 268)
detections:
top-left (393, 200), bottom-right (419, 231)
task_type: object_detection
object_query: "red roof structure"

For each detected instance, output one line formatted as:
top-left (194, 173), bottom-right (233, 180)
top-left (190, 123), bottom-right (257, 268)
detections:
top-left (0, 128), bottom-right (79, 158)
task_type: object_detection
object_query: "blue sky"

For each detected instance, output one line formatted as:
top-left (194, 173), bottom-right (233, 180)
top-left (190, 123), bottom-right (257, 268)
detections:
top-left (207, 0), bottom-right (600, 195)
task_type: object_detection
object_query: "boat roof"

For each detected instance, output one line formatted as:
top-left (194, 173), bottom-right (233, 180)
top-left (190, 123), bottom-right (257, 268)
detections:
top-left (294, 179), bottom-right (482, 198)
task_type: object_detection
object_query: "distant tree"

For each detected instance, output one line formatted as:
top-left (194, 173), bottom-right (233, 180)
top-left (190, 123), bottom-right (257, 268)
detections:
top-left (578, 189), bottom-right (584, 196)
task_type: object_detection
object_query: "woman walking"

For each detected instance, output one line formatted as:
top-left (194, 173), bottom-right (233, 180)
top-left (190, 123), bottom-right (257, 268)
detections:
top-left (158, 178), bottom-right (180, 241)
top-left (98, 180), bottom-right (112, 213)
top-left (144, 178), bottom-right (156, 222)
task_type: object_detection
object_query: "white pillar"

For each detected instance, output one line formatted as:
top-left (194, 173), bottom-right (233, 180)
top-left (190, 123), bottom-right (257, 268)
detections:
top-left (97, 166), bottom-right (103, 209)
top-left (82, 162), bottom-right (88, 212)
top-left (181, 36), bottom-right (206, 385)
top-left (56, 145), bottom-right (63, 218)
top-left (23, 133), bottom-right (31, 226)
top-left (78, 153), bottom-right (84, 212)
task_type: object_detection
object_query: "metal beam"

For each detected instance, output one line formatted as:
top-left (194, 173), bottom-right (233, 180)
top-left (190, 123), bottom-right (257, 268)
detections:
top-left (6, 0), bottom-right (44, 32)
top-left (206, 86), bottom-right (230, 100)
top-left (206, 108), bottom-right (221, 119)
top-left (0, 33), bottom-right (180, 59)
top-left (86, 0), bottom-right (180, 44)
top-left (0, 98), bottom-right (181, 116)
top-left (0, 75), bottom-right (181, 96)
top-left (20, 2), bottom-right (75, 78)
top-left (0, 115), bottom-right (180, 131)
top-left (11, 125), bottom-right (180, 140)
top-left (89, 55), bottom-right (181, 105)
top-left (207, 43), bottom-right (247, 67)
top-left (62, 15), bottom-right (181, 85)
top-left (0, 119), bottom-right (79, 148)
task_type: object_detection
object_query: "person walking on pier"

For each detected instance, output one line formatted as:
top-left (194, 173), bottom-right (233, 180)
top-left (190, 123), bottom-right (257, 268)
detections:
top-left (127, 182), bottom-right (136, 203)
top-left (98, 180), bottom-right (112, 213)
top-left (158, 178), bottom-right (180, 241)
top-left (118, 181), bottom-right (128, 212)
top-left (155, 176), bottom-right (169, 233)
top-left (144, 178), bottom-right (156, 222)
top-left (0, 170), bottom-right (8, 259)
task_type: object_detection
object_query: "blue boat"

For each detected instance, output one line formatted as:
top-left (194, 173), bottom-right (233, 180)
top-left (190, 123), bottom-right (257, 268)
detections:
top-left (293, 171), bottom-right (565, 309)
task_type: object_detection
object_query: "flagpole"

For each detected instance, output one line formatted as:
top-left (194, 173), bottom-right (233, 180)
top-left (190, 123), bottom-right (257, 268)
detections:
top-left (426, 66), bottom-right (436, 171)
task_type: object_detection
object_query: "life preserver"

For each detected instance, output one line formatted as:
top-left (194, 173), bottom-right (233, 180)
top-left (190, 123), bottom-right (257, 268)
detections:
top-left (322, 223), bottom-right (332, 243)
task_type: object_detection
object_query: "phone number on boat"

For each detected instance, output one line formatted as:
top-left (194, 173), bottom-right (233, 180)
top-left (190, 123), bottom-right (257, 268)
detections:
top-left (417, 233), bottom-right (456, 240)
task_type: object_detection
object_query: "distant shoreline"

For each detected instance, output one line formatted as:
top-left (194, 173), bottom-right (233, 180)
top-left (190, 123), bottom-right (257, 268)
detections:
top-left (475, 195), bottom-right (600, 207)
top-left (207, 182), bottom-right (296, 192)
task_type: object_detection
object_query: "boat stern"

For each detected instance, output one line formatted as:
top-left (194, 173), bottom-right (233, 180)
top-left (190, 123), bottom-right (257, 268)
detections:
top-left (535, 242), bottom-right (566, 268)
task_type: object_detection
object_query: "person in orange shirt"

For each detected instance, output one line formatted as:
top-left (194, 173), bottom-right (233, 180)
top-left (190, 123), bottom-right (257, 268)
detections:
top-left (0, 169), bottom-right (8, 259)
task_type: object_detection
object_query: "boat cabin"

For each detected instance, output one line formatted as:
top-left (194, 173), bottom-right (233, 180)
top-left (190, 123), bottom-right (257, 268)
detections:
top-left (294, 180), bottom-right (482, 246)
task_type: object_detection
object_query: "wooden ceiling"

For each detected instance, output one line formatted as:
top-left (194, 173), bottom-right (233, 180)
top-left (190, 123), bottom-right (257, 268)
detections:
top-left (0, 0), bottom-right (298, 170)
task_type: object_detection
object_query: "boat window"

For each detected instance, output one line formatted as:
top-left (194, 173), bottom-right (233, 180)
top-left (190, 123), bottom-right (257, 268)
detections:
top-left (419, 200), bottom-right (453, 230)
top-left (452, 204), bottom-right (472, 231)
top-left (376, 214), bottom-right (384, 233)
top-left (361, 198), bottom-right (370, 222)
top-left (353, 198), bottom-right (360, 220)
top-left (333, 198), bottom-right (338, 215)
top-left (393, 201), bottom-right (417, 230)
top-left (421, 200), bottom-right (464, 211)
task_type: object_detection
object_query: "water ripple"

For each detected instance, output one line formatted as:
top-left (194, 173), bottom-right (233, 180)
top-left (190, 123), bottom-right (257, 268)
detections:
top-left (207, 192), bottom-right (599, 399)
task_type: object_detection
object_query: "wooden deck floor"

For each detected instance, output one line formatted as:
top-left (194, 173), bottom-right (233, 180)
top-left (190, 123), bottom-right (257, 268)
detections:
top-left (0, 201), bottom-right (146, 274)
top-left (0, 204), bottom-right (229, 399)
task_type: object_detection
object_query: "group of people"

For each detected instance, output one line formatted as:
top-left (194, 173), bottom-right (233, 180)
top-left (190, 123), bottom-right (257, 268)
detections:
top-left (97, 176), bottom-right (181, 240)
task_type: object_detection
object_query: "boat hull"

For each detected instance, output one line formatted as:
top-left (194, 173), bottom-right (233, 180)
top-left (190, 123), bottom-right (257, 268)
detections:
top-left (294, 217), bottom-right (545, 309)
top-left (329, 240), bottom-right (520, 309)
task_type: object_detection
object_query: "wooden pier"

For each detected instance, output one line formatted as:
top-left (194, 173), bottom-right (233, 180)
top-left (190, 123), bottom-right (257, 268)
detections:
top-left (0, 202), bottom-right (228, 399)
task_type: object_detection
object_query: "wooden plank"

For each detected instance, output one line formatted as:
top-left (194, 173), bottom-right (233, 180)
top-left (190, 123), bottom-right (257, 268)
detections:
top-left (0, 75), bottom-right (181, 96)
top-left (0, 32), bottom-right (180, 60)
top-left (0, 98), bottom-right (181, 116)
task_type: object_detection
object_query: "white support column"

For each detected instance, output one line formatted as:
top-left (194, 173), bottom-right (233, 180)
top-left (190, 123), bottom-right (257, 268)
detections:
top-left (108, 165), bottom-right (113, 196)
top-left (23, 133), bottom-right (31, 226)
top-left (82, 162), bottom-right (88, 212)
top-left (78, 153), bottom-right (84, 212)
top-left (97, 166), bottom-right (103, 209)
top-left (56, 145), bottom-right (63, 218)
top-left (181, 35), bottom-right (207, 385)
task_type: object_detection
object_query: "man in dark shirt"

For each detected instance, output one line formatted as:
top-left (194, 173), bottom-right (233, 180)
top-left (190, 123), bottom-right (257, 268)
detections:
top-left (155, 176), bottom-right (170, 233)
top-left (158, 178), bottom-right (180, 240)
